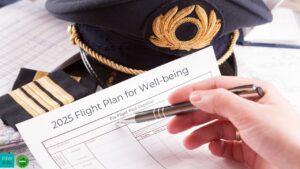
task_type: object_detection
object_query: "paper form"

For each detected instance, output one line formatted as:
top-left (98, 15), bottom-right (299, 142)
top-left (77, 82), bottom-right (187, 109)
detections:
top-left (244, 8), bottom-right (300, 44)
top-left (235, 46), bottom-right (300, 112)
top-left (0, 0), bottom-right (78, 96)
top-left (17, 47), bottom-right (245, 169)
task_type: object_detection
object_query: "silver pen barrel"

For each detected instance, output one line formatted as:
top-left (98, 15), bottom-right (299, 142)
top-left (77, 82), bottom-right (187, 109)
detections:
top-left (119, 84), bottom-right (265, 124)
top-left (134, 102), bottom-right (198, 123)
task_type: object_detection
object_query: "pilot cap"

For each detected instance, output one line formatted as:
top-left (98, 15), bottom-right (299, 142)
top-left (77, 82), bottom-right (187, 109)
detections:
top-left (46, 0), bottom-right (272, 87)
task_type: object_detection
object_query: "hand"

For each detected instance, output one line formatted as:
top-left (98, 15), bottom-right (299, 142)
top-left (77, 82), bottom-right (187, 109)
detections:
top-left (167, 76), bottom-right (300, 169)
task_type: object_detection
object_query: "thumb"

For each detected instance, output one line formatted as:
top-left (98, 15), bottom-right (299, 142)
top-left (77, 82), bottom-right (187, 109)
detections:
top-left (189, 89), bottom-right (260, 126)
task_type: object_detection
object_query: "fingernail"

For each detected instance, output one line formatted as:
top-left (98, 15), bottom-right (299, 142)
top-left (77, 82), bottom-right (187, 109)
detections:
top-left (189, 91), bottom-right (202, 103)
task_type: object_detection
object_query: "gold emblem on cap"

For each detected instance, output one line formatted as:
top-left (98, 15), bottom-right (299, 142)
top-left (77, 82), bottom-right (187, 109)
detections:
top-left (150, 5), bottom-right (221, 51)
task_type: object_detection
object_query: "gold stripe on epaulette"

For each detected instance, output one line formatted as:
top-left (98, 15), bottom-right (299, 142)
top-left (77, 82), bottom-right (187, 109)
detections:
top-left (37, 77), bottom-right (74, 105)
top-left (106, 71), bottom-right (117, 87)
top-left (9, 89), bottom-right (46, 117)
top-left (22, 82), bottom-right (60, 111)
top-left (70, 76), bottom-right (81, 82)
top-left (33, 71), bottom-right (49, 81)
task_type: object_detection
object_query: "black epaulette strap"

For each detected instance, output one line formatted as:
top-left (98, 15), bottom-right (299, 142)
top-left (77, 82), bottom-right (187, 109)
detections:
top-left (0, 70), bottom-right (96, 130)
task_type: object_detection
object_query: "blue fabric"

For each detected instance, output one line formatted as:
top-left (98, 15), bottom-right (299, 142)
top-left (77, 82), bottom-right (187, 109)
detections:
top-left (0, 0), bottom-right (18, 7)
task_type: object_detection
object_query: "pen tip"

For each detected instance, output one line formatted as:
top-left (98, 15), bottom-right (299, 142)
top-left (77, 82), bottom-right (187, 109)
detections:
top-left (116, 117), bottom-right (136, 125)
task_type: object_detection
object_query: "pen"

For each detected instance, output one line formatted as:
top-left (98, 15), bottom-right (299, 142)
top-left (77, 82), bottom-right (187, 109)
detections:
top-left (119, 84), bottom-right (265, 124)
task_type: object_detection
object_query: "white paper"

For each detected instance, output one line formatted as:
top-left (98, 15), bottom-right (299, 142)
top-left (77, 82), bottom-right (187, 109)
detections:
top-left (244, 8), bottom-right (300, 44)
top-left (0, 0), bottom-right (78, 96)
top-left (262, 0), bottom-right (284, 10)
top-left (17, 47), bottom-right (244, 169)
top-left (235, 46), bottom-right (300, 112)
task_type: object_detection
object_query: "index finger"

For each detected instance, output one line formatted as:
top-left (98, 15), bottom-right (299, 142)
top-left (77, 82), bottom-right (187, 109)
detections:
top-left (169, 76), bottom-right (265, 104)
